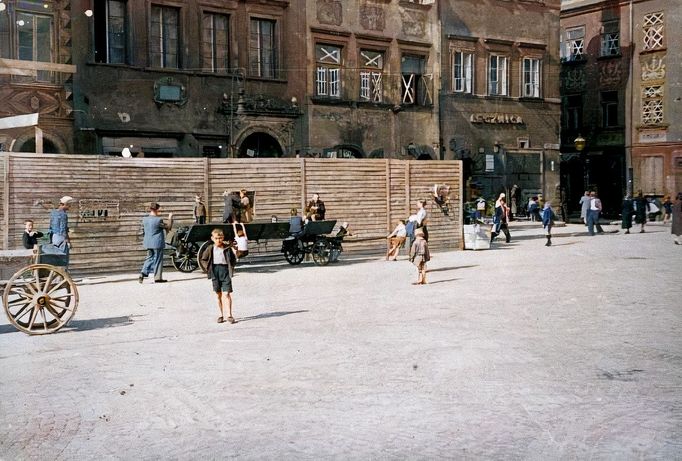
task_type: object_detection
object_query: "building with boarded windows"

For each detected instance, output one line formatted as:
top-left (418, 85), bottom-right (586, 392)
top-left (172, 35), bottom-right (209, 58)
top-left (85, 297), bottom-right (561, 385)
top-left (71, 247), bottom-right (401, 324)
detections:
top-left (0, 0), bottom-right (76, 154)
top-left (300, 0), bottom-right (439, 159)
top-left (439, 0), bottom-right (562, 208)
top-left (560, 0), bottom-right (682, 217)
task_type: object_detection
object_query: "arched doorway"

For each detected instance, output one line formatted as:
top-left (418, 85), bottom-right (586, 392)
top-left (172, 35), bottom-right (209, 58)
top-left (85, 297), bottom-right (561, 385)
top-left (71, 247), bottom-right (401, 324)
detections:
top-left (238, 132), bottom-right (283, 158)
top-left (18, 138), bottom-right (60, 153)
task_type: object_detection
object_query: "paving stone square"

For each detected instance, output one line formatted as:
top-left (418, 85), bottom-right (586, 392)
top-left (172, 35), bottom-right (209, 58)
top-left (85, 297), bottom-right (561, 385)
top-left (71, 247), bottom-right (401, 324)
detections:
top-left (0, 223), bottom-right (680, 459)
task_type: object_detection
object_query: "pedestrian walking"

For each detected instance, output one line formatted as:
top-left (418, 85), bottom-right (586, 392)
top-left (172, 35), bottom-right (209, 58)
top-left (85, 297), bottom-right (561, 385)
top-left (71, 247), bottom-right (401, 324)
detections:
top-left (541, 202), bottom-right (556, 246)
top-left (579, 191), bottom-right (590, 224)
top-left (672, 192), bottom-right (682, 245)
top-left (621, 194), bottom-right (634, 234)
top-left (587, 191), bottom-right (604, 236)
top-left (662, 195), bottom-right (673, 224)
top-left (222, 190), bottom-right (238, 223)
top-left (409, 228), bottom-right (430, 285)
top-left (198, 228), bottom-right (235, 324)
top-left (490, 194), bottom-right (511, 243)
top-left (22, 219), bottom-right (44, 249)
top-left (193, 195), bottom-right (207, 224)
top-left (633, 191), bottom-right (649, 233)
top-left (407, 199), bottom-right (428, 248)
top-left (138, 202), bottom-right (173, 284)
top-left (48, 196), bottom-right (73, 266)
top-left (386, 219), bottom-right (407, 261)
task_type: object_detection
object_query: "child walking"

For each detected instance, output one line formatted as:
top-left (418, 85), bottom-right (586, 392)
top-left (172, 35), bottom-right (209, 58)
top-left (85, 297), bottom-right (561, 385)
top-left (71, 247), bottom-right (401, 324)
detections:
top-left (409, 228), bottom-right (430, 285)
top-left (199, 228), bottom-right (235, 324)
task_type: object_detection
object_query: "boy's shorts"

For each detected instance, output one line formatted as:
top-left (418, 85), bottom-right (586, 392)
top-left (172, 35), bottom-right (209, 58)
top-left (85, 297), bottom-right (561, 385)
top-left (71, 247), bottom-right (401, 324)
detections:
top-left (211, 265), bottom-right (233, 293)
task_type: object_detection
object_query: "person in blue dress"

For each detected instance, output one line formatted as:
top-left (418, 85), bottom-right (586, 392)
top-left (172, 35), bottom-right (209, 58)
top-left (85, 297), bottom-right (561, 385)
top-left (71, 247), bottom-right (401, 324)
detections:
top-left (48, 196), bottom-right (73, 265)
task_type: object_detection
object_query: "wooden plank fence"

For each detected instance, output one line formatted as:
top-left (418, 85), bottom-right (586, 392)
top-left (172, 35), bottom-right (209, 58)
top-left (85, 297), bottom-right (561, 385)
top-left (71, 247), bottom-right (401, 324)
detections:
top-left (0, 153), bottom-right (462, 276)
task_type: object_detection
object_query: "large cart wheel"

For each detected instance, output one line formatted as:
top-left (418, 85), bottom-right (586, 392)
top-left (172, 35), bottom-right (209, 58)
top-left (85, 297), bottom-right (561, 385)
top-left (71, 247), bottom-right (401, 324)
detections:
top-left (283, 239), bottom-right (305, 265)
top-left (2, 264), bottom-right (78, 335)
top-left (197, 241), bottom-right (211, 273)
top-left (312, 239), bottom-right (331, 266)
top-left (172, 242), bottom-right (199, 273)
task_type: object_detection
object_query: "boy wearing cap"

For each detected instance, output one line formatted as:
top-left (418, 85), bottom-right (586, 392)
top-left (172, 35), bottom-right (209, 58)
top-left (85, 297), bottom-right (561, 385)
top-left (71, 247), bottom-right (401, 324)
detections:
top-left (139, 202), bottom-right (173, 283)
top-left (49, 196), bottom-right (73, 265)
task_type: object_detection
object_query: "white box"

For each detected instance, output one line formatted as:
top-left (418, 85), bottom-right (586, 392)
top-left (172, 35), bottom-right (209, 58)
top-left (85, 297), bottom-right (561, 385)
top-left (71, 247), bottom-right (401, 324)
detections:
top-left (463, 224), bottom-right (491, 250)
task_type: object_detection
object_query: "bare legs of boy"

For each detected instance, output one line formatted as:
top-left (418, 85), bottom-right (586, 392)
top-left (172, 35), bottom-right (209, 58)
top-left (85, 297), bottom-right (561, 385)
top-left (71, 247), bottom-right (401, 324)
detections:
top-left (216, 291), bottom-right (234, 323)
top-left (414, 262), bottom-right (427, 285)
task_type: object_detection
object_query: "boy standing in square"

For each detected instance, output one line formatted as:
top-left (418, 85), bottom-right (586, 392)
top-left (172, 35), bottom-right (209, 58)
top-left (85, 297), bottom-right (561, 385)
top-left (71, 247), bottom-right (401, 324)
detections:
top-left (199, 228), bottom-right (235, 324)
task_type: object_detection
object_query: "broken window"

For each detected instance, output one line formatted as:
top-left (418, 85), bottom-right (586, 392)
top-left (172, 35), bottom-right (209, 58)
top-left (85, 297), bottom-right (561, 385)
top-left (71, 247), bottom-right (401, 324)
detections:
top-left (359, 49), bottom-right (383, 102)
top-left (316, 44), bottom-right (342, 98)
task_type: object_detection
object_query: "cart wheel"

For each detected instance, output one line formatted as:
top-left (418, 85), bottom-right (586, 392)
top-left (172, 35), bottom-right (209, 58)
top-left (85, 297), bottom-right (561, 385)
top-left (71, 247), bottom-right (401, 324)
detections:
top-left (2, 264), bottom-right (78, 335)
top-left (197, 241), bottom-right (211, 273)
top-left (172, 242), bottom-right (199, 273)
top-left (312, 239), bottom-right (331, 266)
top-left (283, 240), bottom-right (305, 265)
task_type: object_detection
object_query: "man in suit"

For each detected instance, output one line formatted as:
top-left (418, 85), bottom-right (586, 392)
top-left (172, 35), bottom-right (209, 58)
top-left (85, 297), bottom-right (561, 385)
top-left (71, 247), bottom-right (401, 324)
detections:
top-left (139, 202), bottom-right (173, 283)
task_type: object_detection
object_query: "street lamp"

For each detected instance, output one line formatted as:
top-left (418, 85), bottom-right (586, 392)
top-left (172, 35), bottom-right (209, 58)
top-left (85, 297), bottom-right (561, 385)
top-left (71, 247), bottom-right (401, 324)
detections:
top-left (574, 134), bottom-right (589, 190)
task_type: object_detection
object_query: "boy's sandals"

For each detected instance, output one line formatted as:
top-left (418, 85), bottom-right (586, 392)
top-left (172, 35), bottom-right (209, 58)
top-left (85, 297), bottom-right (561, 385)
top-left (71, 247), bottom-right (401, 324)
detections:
top-left (217, 316), bottom-right (225, 323)
top-left (227, 316), bottom-right (236, 324)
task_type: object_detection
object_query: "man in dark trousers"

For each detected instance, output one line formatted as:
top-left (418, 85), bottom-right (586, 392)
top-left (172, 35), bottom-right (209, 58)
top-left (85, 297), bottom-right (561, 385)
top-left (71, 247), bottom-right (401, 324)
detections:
top-left (139, 202), bottom-right (173, 283)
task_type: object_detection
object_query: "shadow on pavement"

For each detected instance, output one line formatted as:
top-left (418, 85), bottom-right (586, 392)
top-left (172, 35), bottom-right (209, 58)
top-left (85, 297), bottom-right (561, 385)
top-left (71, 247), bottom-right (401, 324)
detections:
top-left (63, 315), bottom-right (139, 332)
top-left (0, 315), bottom-right (139, 335)
top-left (427, 278), bottom-right (460, 285)
top-left (238, 310), bottom-right (308, 323)
top-left (428, 265), bottom-right (478, 273)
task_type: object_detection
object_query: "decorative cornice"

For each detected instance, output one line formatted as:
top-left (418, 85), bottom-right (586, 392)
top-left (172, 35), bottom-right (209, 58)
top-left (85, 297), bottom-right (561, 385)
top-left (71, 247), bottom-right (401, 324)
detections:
top-left (447, 34), bottom-right (479, 43)
top-left (396, 38), bottom-right (433, 48)
top-left (355, 33), bottom-right (393, 44)
top-left (310, 27), bottom-right (352, 38)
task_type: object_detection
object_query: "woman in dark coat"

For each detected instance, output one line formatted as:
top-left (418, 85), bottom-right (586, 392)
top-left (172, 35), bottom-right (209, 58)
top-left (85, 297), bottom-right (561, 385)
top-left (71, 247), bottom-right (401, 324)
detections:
top-left (633, 191), bottom-right (649, 233)
top-left (672, 192), bottom-right (682, 245)
top-left (621, 195), bottom-right (634, 234)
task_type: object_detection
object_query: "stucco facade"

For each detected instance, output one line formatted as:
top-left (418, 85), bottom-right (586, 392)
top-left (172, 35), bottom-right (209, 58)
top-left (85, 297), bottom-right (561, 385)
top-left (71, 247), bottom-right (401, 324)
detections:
top-left (439, 0), bottom-right (562, 207)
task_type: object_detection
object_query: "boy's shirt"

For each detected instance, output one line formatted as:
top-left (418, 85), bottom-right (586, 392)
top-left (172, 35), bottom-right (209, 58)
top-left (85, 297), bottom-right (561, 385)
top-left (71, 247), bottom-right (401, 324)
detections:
top-left (22, 230), bottom-right (44, 249)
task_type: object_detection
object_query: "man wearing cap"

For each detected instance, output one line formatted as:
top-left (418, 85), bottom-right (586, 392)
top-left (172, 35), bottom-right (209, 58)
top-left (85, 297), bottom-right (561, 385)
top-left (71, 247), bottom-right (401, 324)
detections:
top-left (139, 203), bottom-right (173, 283)
top-left (49, 196), bottom-right (73, 265)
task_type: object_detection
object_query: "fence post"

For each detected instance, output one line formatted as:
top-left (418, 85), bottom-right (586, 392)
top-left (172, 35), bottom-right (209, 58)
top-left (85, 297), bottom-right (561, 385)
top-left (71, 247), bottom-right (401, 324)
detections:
top-left (405, 160), bottom-right (411, 217)
top-left (2, 154), bottom-right (10, 250)
top-left (386, 159), bottom-right (391, 231)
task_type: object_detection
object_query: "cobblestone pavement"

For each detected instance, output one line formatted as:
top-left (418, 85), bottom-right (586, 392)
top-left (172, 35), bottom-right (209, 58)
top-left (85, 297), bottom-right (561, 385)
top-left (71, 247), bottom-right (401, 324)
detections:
top-left (1, 222), bottom-right (681, 460)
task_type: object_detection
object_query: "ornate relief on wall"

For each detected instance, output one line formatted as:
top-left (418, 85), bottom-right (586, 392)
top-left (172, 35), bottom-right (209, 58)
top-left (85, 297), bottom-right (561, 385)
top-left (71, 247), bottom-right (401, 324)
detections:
top-left (317, 0), bottom-right (342, 26)
top-left (360, 5), bottom-right (385, 31)
top-left (641, 54), bottom-right (665, 82)
top-left (562, 68), bottom-right (585, 91)
top-left (599, 60), bottom-right (623, 87)
top-left (400, 10), bottom-right (426, 38)
top-left (0, 89), bottom-right (62, 117)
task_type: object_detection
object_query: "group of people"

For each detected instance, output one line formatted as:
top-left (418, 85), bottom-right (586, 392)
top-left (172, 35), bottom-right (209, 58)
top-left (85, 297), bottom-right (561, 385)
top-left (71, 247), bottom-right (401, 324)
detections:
top-left (386, 199), bottom-right (430, 284)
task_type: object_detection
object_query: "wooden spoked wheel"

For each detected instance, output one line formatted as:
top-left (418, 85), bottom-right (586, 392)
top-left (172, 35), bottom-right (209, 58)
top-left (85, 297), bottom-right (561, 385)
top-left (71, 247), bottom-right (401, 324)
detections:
top-left (2, 264), bottom-right (78, 335)
top-left (172, 242), bottom-right (199, 273)
top-left (197, 241), bottom-right (211, 273)
top-left (312, 239), bottom-right (331, 266)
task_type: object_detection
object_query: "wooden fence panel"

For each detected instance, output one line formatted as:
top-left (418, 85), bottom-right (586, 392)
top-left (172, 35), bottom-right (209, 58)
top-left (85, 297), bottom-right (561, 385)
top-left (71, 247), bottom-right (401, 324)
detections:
top-left (0, 153), bottom-right (461, 276)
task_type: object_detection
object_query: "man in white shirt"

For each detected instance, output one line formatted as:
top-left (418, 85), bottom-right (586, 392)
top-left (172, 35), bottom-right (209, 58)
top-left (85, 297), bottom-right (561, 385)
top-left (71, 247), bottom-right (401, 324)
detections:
top-left (587, 191), bottom-right (604, 235)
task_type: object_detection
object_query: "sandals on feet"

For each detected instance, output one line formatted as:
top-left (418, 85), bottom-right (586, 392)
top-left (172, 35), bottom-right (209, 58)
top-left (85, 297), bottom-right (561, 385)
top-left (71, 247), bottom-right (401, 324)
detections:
top-left (217, 316), bottom-right (225, 323)
top-left (227, 316), bottom-right (236, 324)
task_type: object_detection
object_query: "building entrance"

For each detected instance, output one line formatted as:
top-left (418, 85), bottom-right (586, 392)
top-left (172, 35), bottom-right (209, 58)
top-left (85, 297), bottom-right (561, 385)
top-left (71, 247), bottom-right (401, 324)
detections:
top-left (238, 133), bottom-right (283, 158)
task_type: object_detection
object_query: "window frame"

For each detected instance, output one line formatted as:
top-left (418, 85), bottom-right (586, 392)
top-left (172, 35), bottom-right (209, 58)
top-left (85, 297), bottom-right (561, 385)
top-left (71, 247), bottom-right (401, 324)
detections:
top-left (249, 17), bottom-right (278, 79)
top-left (642, 12), bottom-right (664, 51)
top-left (563, 26), bottom-right (585, 61)
top-left (315, 43), bottom-right (343, 99)
top-left (488, 54), bottom-right (508, 96)
top-left (600, 91), bottom-right (619, 127)
top-left (201, 11), bottom-right (230, 73)
top-left (600, 21), bottom-right (620, 57)
top-left (358, 48), bottom-right (384, 102)
top-left (15, 11), bottom-right (54, 82)
top-left (94, 0), bottom-right (128, 64)
top-left (521, 57), bottom-right (541, 98)
top-left (401, 53), bottom-right (431, 106)
top-left (149, 4), bottom-right (180, 69)
top-left (565, 94), bottom-right (583, 130)
top-left (452, 50), bottom-right (473, 94)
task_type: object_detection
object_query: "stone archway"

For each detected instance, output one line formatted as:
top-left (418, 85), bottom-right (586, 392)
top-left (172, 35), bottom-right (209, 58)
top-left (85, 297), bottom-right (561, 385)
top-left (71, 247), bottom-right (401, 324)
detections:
top-left (12, 129), bottom-right (68, 154)
top-left (236, 129), bottom-right (285, 158)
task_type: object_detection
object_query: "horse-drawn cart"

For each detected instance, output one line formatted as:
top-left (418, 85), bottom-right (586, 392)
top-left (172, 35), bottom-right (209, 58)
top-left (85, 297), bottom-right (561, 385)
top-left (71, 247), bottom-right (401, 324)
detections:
top-left (0, 246), bottom-right (78, 335)
top-left (169, 219), bottom-right (346, 273)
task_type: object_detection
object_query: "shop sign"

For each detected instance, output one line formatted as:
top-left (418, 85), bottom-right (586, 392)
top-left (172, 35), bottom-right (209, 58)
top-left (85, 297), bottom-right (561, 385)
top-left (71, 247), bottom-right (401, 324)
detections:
top-left (78, 200), bottom-right (120, 222)
top-left (470, 113), bottom-right (524, 124)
